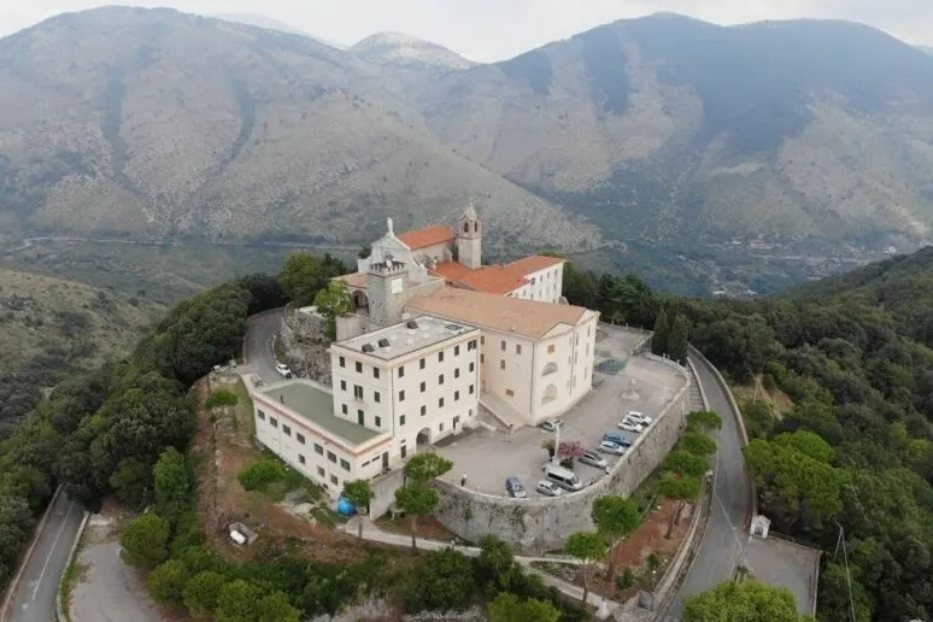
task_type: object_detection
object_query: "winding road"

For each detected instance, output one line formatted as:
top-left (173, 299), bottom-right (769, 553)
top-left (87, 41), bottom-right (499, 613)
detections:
top-left (662, 353), bottom-right (752, 620)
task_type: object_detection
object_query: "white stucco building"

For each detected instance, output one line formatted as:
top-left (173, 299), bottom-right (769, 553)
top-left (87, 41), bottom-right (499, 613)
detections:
top-left (250, 205), bottom-right (599, 496)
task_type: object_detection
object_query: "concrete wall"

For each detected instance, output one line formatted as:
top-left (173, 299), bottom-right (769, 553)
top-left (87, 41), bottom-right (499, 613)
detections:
top-left (370, 467), bottom-right (406, 518)
top-left (433, 357), bottom-right (692, 554)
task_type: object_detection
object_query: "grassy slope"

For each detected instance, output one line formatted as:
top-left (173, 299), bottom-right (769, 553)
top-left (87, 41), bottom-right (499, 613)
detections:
top-left (0, 267), bottom-right (163, 372)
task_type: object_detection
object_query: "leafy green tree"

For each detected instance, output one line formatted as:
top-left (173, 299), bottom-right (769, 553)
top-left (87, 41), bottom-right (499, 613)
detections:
top-left (214, 579), bottom-right (264, 622)
top-left (237, 458), bottom-right (286, 492)
top-left (487, 592), bottom-right (560, 622)
top-left (652, 309), bottom-right (671, 356)
top-left (657, 473), bottom-right (702, 538)
top-left (313, 280), bottom-right (354, 339)
top-left (564, 531), bottom-right (608, 606)
top-left (183, 570), bottom-right (227, 618)
top-left (341, 479), bottom-right (374, 539)
top-left (665, 451), bottom-right (710, 479)
top-left (277, 253), bottom-right (326, 306)
top-left (686, 410), bottom-right (723, 433)
top-left (154, 447), bottom-right (190, 521)
top-left (680, 432), bottom-right (717, 457)
top-left (109, 457), bottom-right (152, 508)
top-left (205, 389), bottom-right (238, 410)
top-left (403, 452), bottom-right (454, 484)
top-left (256, 591), bottom-right (300, 622)
top-left (683, 578), bottom-right (814, 621)
top-left (668, 313), bottom-right (691, 363)
top-left (146, 559), bottom-right (190, 604)
top-left (401, 548), bottom-right (475, 613)
top-left (120, 513), bottom-right (170, 568)
top-left (237, 273), bottom-right (289, 315)
top-left (394, 483), bottom-right (439, 549)
top-left (592, 495), bottom-right (641, 579)
top-left (474, 534), bottom-right (521, 593)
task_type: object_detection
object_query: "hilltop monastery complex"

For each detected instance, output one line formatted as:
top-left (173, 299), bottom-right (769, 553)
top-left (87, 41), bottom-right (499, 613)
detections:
top-left (250, 205), bottom-right (600, 496)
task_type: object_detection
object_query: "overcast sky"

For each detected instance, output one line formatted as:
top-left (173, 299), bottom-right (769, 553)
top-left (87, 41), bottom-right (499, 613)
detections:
top-left (1, 0), bottom-right (931, 61)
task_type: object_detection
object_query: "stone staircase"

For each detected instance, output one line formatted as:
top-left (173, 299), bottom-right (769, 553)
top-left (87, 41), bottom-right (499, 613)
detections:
top-left (687, 369), bottom-right (707, 412)
top-left (479, 391), bottom-right (527, 432)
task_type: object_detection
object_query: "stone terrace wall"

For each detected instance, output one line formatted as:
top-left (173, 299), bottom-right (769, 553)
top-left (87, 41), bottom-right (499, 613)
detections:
top-left (433, 355), bottom-right (691, 554)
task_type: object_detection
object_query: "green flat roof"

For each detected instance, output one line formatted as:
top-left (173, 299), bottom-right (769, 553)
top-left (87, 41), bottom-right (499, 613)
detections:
top-left (260, 381), bottom-right (383, 447)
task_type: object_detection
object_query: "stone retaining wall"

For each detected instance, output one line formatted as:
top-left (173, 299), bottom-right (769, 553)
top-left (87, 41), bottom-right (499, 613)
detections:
top-left (433, 356), bottom-right (691, 554)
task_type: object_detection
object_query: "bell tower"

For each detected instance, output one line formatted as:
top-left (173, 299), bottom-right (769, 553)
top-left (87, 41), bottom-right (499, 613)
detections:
top-left (457, 201), bottom-right (482, 269)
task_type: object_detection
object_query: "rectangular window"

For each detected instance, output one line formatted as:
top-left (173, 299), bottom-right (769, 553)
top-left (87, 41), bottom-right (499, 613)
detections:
top-left (340, 380), bottom-right (347, 391)
top-left (439, 422), bottom-right (445, 432)
top-left (283, 425), bottom-right (291, 436)
top-left (548, 345), bottom-right (556, 354)
top-left (374, 391), bottom-right (381, 403)
top-left (439, 397), bottom-right (445, 408)
top-left (327, 451), bottom-right (337, 464)
top-left (469, 384), bottom-right (475, 395)
top-left (354, 385), bottom-right (363, 399)
top-left (339, 356), bottom-right (346, 368)
top-left (454, 368), bottom-right (460, 379)
top-left (257, 410), bottom-right (266, 420)
top-left (355, 361), bottom-right (363, 373)
top-left (314, 443), bottom-right (324, 455)
top-left (373, 367), bottom-right (380, 379)
top-left (438, 374), bottom-right (445, 385)
top-left (454, 416), bottom-right (460, 428)
top-left (317, 466), bottom-right (325, 477)
top-left (421, 405), bottom-right (427, 417)
top-left (469, 362), bottom-right (475, 373)
top-left (330, 474), bottom-right (338, 486)
top-left (420, 381), bottom-right (426, 393)
top-left (481, 336), bottom-right (485, 345)
top-left (438, 351), bottom-right (445, 363)
top-left (399, 390), bottom-right (406, 402)
top-left (341, 404), bottom-right (348, 415)
top-left (270, 417), bottom-right (278, 428)
top-left (375, 416), bottom-right (382, 427)
top-left (340, 459), bottom-right (351, 472)
top-left (298, 454), bottom-right (306, 465)
top-left (297, 433), bottom-right (305, 445)
top-left (400, 415), bottom-right (406, 426)
top-left (399, 366), bottom-right (405, 378)
top-left (454, 390), bottom-right (460, 401)
top-left (481, 354), bottom-right (485, 364)
top-left (516, 344), bottom-right (522, 355)
top-left (357, 410), bottom-right (364, 426)
top-left (420, 358), bottom-right (426, 370)
top-left (506, 389), bottom-right (515, 397)
top-left (455, 345), bottom-right (460, 356)
top-left (499, 360), bottom-right (505, 370)
top-left (500, 340), bottom-right (506, 351)
top-left (468, 339), bottom-right (476, 351)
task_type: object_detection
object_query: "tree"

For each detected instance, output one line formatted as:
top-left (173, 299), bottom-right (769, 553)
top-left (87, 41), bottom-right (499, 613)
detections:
top-left (475, 534), bottom-right (520, 593)
top-left (400, 548), bottom-right (476, 613)
top-left (214, 579), bottom-right (264, 622)
top-left (668, 313), bottom-right (691, 363)
top-left (394, 483), bottom-right (439, 549)
top-left (564, 531), bottom-right (608, 606)
top-left (680, 432), bottom-right (717, 457)
top-left (403, 452), bottom-right (454, 484)
top-left (686, 410), bottom-right (723, 433)
top-left (341, 479), bottom-right (374, 539)
top-left (683, 578), bottom-right (814, 622)
top-left (664, 451), bottom-right (710, 479)
top-left (183, 570), bottom-right (227, 618)
top-left (591, 495), bottom-right (641, 579)
top-left (109, 457), bottom-right (152, 508)
top-left (205, 389), bottom-right (238, 410)
top-left (657, 473), bottom-right (702, 538)
top-left (256, 591), bottom-right (301, 622)
top-left (154, 447), bottom-right (190, 521)
top-left (357, 245), bottom-right (371, 259)
top-left (277, 253), bottom-right (325, 306)
top-left (313, 280), bottom-right (354, 339)
top-left (237, 459), bottom-right (286, 492)
top-left (487, 592), bottom-right (560, 622)
top-left (146, 559), bottom-right (190, 604)
top-left (120, 513), bottom-right (170, 568)
top-left (652, 309), bottom-right (671, 356)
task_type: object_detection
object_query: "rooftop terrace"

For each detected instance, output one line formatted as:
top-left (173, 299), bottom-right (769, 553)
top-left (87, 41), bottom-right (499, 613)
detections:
top-left (259, 380), bottom-right (384, 447)
top-left (334, 315), bottom-right (477, 360)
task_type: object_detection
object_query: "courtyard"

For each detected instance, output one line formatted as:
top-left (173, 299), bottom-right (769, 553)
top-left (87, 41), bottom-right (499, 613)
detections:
top-left (433, 326), bottom-right (688, 498)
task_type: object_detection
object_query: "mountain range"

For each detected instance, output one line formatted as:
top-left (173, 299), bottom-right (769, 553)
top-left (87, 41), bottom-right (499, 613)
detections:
top-left (2, 7), bottom-right (933, 296)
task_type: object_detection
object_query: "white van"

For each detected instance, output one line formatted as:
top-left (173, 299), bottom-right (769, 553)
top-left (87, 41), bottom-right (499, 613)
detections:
top-left (543, 465), bottom-right (584, 492)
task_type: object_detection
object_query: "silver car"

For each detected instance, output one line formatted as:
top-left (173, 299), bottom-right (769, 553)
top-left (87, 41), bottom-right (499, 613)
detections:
top-left (578, 451), bottom-right (608, 469)
top-left (597, 440), bottom-right (626, 455)
top-left (536, 480), bottom-right (563, 497)
top-left (618, 418), bottom-right (644, 433)
top-left (540, 418), bottom-right (564, 432)
top-left (627, 410), bottom-right (653, 425)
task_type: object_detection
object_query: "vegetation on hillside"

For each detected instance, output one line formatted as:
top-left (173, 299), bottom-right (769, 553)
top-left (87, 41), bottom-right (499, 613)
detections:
top-left (564, 249), bottom-right (933, 621)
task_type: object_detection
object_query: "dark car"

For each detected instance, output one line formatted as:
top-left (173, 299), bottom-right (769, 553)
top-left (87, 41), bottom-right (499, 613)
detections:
top-left (602, 432), bottom-right (631, 447)
top-left (505, 476), bottom-right (527, 498)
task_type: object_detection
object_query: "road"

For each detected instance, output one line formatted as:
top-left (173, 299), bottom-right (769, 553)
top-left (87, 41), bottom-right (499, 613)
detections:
top-left (663, 353), bottom-right (752, 619)
top-left (8, 490), bottom-right (84, 622)
top-left (244, 309), bottom-right (285, 383)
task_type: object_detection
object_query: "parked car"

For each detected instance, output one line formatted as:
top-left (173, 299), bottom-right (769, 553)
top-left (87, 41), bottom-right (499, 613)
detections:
top-left (578, 451), bottom-right (608, 469)
top-left (540, 418), bottom-right (564, 432)
top-left (597, 440), bottom-right (626, 455)
top-left (505, 476), bottom-right (528, 498)
top-left (626, 410), bottom-right (653, 425)
top-left (536, 480), bottom-right (563, 497)
top-left (618, 417), bottom-right (645, 433)
top-left (543, 464), bottom-right (584, 491)
top-left (603, 432), bottom-right (632, 447)
top-left (275, 363), bottom-right (293, 378)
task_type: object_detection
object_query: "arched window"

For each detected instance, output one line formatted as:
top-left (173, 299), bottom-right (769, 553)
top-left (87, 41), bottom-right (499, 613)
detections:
top-left (542, 362), bottom-right (558, 377)
top-left (473, 222), bottom-right (479, 233)
top-left (463, 223), bottom-right (470, 233)
top-left (541, 384), bottom-right (558, 405)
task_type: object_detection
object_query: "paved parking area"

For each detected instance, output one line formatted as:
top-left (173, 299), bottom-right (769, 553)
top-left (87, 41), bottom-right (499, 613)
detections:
top-left (435, 350), bottom-right (686, 498)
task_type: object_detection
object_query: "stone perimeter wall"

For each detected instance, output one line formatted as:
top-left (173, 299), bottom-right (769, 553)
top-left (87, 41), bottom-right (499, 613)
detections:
top-left (433, 354), bottom-right (692, 554)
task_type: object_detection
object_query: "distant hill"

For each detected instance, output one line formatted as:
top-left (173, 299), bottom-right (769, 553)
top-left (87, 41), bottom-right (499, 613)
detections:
top-left (213, 13), bottom-right (345, 48)
top-left (349, 32), bottom-right (477, 70)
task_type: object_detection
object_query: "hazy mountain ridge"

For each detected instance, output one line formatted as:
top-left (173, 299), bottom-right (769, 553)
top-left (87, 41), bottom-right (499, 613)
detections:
top-left (349, 32), bottom-right (477, 70)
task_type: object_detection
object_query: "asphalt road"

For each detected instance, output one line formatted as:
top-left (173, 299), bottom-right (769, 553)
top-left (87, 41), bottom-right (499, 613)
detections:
top-left (664, 353), bottom-right (752, 619)
top-left (71, 540), bottom-right (162, 622)
top-left (9, 490), bottom-right (84, 622)
top-left (245, 309), bottom-right (285, 383)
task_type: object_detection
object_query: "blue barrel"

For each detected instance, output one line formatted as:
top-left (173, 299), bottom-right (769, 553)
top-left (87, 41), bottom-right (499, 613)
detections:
top-left (336, 497), bottom-right (355, 516)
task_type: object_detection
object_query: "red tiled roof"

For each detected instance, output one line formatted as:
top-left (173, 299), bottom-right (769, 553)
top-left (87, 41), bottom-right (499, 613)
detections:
top-left (457, 265), bottom-right (527, 295)
top-left (430, 261), bottom-right (472, 282)
top-left (505, 255), bottom-right (565, 276)
top-left (398, 225), bottom-right (456, 250)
